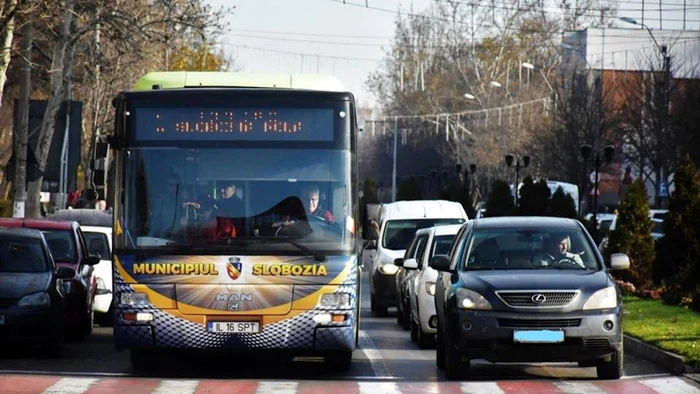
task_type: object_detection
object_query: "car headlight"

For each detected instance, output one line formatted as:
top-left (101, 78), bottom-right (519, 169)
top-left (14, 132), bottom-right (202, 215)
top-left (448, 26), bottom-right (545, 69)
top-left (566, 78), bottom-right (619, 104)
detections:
top-left (18, 292), bottom-right (51, 308)
top-left (583, 286), bottom-right (618, 310)
top-left (120, 292), bottom-right (149, 306)
top-left (425, 282), bottom-right (436, 296)
top-left (456, 288), bottom-right (492, 310)
top-left (319, 293), bottom-right (351, 307)
top-left (378, 261), bottom-right (399, 275)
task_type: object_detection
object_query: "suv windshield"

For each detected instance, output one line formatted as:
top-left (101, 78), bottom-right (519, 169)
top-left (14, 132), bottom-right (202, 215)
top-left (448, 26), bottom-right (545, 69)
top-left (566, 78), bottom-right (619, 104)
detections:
top-left (462, 228), bottom-right (599, 271)
top-left (0, 237), bottom-right (49, 272)
top-left (382, 219), bottom-right (465, 250)
top-left (42, 230), bottom-right (76, 264)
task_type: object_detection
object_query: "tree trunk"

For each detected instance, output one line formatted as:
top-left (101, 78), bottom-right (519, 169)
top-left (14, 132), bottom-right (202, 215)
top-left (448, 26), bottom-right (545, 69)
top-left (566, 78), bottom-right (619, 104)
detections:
top-left (12, 14), bottom-right (30, 217)
top-left (0, 0), bottom-right (19, 113)
top-left (26, 0), bottom-right (76, 217)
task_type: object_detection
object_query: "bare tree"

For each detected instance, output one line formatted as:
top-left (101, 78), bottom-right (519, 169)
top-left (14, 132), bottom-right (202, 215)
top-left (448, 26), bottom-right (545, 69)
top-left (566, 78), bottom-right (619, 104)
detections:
top-left (22, 0), bottom-right (230, 217)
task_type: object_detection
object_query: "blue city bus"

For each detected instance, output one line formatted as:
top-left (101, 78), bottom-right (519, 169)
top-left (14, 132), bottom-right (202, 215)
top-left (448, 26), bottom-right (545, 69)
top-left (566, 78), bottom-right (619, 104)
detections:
top-left (96, 72), bottom-right (360, 371)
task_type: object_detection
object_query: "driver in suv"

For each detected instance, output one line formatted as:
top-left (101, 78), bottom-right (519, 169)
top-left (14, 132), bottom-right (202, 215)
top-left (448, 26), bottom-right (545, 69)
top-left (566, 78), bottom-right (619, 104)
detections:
top-left (538, 232), bottom-right (584, 267)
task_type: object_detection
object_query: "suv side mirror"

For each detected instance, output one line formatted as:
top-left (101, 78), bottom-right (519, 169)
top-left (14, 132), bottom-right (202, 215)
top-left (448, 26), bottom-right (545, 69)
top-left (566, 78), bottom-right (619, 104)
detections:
top-left (429, 254), bottom-right (452, 272)
top-left (394, 257), bottom-right (404, 267)
top-left (81, 256), bottom-right (100, 266)
top-left (56, 266), bottom-right (76, 279)
top-left (609, 253), bottom-right (630, 271)
top-left (403, 258), bottom-right (418, 270)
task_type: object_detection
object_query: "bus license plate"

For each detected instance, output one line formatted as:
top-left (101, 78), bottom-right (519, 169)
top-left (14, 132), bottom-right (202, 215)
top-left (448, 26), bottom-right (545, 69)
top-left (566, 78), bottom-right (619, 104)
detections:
top-left (209, 321), bottom-right (259, 333)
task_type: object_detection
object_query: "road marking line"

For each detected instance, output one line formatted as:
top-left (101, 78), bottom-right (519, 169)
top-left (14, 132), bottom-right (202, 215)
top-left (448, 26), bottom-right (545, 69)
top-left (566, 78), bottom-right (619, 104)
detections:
top-left (622, 373), bottom-right (672, 380)
top-left (358, 329), bottom-right (392, 379)
top-left (41, 377), bottom-right (98, 394)
top-left (639, 377), bottom-right (700, 394)
top-left (255, 381), bottom-right (299, 394)
top-left (0, 370), bottom-right (131, 377)
top-left (553, 381), bottom-right (607, 394)
top-left (152, 379), bottom-right (200, 394)
top-left (358, 381), bottom-right (401, 394)
top-left (460, 382), bottom-right (506, 394)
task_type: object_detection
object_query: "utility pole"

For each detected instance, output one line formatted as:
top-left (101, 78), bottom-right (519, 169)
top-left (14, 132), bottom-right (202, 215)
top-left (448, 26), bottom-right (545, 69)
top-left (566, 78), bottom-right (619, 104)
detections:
top-left (391, 117), bottom-right (398, 202)
top-left (659, 45), bottom-right (671, 208)
top-left (13, 20), bottom-right (32, 218)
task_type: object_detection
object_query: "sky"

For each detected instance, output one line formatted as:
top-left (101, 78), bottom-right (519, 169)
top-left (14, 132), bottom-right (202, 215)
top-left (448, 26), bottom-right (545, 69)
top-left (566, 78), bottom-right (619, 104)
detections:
top-left (208, 0), bottom-right (700, 107)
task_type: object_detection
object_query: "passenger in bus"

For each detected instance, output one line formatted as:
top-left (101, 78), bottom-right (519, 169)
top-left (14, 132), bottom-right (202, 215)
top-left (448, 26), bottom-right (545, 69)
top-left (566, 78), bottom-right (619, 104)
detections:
top-left (217, 183), bottom-right (243, 218)
top-left (305, 185), bottom-right (334, 223)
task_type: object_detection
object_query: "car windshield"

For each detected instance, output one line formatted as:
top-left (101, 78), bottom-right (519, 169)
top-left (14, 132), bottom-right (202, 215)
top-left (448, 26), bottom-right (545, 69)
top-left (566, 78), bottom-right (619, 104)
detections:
top-left (120, 147), bottom-right (354, 253)
top-left (84, 232), bottom-right (111, 260)
top-left (462, 227), bottom-right (599, 271)
top-left (0, 237), bottom-right (49, 273)
top-left (430, 234), bottom-right (456, 258)
top-left (652, 220), bottom-right (664, 234)
top-left (42, 230), bottom-right (76, 263)
top-left (382, 219), bottom-right (465, 250)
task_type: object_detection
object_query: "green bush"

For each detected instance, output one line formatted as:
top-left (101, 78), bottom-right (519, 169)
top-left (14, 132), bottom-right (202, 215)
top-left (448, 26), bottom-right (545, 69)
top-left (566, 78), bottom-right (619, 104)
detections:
top-left (550, 186), bottom-right (578, 218)
top-left (517, 176), bottom-right (551, 216)
top-left (603, 179), bottom-right (655, 290)
top-left (485, 179), bottom-right (515, 217)
top-left (654, 155), bottom-right (700, 306)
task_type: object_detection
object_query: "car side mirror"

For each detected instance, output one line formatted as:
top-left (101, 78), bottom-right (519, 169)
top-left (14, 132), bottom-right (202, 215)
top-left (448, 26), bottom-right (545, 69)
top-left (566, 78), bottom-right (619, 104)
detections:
top-left (91, 253), bottom-right (103, 260)
top-left (403, 258), bottom-right (418, 270)
top-left (394, 257), bottom-right (404, 267)
top-left (429, 254), bottom-right (452, 272)
top-left (364, 240), bottom-right (377, 250)
top-left (366, 221), bottom-right (379, 241)
top-left (81, 256), bottom-right (100, 266)
top-left (609, 253), bottom-right (630, 271)
top-left (56, 266), bottom-right (76, 279)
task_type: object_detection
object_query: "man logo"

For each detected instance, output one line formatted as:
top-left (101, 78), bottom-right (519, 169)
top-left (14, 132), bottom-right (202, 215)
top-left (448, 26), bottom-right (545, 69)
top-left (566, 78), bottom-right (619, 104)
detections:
top-left (227, 257), bottom-right (242, 281)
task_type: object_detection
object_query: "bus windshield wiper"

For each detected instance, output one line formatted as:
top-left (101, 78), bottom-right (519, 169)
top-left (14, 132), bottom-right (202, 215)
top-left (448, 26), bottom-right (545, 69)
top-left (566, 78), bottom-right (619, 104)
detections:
top-left (229, 236), bottom-right (327, 263)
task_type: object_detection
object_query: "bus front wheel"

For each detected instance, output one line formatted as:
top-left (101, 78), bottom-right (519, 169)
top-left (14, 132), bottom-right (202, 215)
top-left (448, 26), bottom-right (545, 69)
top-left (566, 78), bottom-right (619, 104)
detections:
top-left (325, 351), bottom-right (353, 372)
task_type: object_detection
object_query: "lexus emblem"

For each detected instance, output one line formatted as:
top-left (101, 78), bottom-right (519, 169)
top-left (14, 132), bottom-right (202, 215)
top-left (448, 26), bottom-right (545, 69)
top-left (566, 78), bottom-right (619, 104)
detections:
top-left (531, 294), bottom-right (547, 303)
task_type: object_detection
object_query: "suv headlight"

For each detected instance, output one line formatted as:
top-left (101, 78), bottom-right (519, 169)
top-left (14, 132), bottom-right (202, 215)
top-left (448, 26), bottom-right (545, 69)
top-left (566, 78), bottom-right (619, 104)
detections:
top-left (425, 282), bottom-right (436, 296)
top-left (18, 292), bottom-right (51, 308)
top-left (456, 288), bottom-right (492, 310)
top-left (583, 286), bottom-right (617, 310)
top-left (120, 292), bottom-right (149, 306)
top-left (319, 293), bottom-right (351, 307)
top-left (378, 261), bottom-right (399, 275)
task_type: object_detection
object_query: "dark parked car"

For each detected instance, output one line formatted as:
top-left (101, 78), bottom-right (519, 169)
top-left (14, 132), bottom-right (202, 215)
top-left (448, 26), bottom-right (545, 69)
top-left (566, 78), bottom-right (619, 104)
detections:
top-left (432, 217), bottom-right (630, 380)
top-left (0, 227), bottom-right (75, 356)
top-left (0, 219), bottom-right (100, 341)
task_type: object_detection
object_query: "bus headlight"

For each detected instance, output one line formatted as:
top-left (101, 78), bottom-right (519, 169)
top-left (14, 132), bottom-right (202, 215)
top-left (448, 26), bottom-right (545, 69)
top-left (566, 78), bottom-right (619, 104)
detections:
top-left (425, 282), bottom-right (436, 296)
top-left (120, 293), bottom-right (149, 306)
top-left (319, 293), bottom-right (351, 307)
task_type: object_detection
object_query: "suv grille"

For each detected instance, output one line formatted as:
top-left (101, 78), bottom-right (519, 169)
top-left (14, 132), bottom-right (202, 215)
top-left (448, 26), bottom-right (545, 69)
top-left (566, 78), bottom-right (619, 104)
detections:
top-left (498, 318), bottom-right (581, 328)
top-left (496, 291), bottom-right (579, 308)
top-left (0, 298), bottom-right (17, 308)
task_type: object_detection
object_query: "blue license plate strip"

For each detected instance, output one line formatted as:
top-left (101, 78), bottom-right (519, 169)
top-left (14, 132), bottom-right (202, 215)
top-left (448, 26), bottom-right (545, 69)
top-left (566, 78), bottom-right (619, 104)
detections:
top-left (513, 330), bottom-right (564, 343)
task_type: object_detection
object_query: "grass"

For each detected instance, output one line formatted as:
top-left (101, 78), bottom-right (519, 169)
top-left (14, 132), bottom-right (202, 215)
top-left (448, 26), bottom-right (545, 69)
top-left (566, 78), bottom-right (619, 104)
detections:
top-left (623, 295), bottom-right (700, 368)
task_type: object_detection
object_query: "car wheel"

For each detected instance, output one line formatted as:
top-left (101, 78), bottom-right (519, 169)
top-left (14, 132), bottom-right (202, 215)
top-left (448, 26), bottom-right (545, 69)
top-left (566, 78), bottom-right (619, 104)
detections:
top-left (325, 351), bottom-right (353, 373)
top-left (410, 316), bottom-right (419, 342)
top-left (83, 307), bottom-right (94, 337)
top-left (596, 341), bottom-right (623, 379)
top-left (96, 304), bottom-right (115, 327)
top-left (444, 332), bottom-right (469, 380)
top-left (417, 326), bottom-right (434, 349)
top-left (374, 300), bottom-right (388, 317)
top-left (578, 360), bottom-right (596, 367)
top-left (370, 293), bottom-right (376, 313)
top-left (436, 323), bottom-right (446, 370)
top-left (398, 301), bottom-right (410, 330)
top-left (42, 331), bottom-right (65, 358)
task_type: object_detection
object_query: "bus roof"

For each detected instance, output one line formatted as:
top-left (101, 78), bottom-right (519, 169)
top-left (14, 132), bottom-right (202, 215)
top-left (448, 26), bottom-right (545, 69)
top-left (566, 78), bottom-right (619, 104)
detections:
top-left (132, 72), bottom-right (346, 92)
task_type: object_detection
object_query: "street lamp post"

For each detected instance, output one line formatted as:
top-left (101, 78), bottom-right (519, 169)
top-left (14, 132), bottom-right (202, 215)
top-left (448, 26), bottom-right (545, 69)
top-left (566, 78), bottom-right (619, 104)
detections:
top-left (505, 154), bottom-right (530, 206)
top-left (620, 16), bottom-right (672, 208)
top-left (580, 144), bottom-right (615, 240)
top-left (468, 163), bottom-right (477, 210)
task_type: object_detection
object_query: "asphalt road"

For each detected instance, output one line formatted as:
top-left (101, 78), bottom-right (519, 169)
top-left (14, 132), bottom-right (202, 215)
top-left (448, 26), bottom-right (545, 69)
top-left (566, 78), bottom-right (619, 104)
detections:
top-left (0, 272), bottom-right (698, 394)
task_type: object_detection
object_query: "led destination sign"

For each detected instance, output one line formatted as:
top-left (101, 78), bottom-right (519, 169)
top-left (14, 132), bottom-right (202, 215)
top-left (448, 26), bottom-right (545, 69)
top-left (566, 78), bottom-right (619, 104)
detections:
top-left (133, 107), bottom-right (335, 142)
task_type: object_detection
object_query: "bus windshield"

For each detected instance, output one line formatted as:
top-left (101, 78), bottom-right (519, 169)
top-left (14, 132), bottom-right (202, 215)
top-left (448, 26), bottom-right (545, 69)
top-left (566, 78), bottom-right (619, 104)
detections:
top-left (119, 147), bottom-right (354, 253)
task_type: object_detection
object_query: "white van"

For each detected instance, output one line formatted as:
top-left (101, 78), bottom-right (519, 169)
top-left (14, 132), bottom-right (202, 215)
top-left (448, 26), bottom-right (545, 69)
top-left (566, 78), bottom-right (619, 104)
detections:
top-left (363, 200), bottom-right (468, 317)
